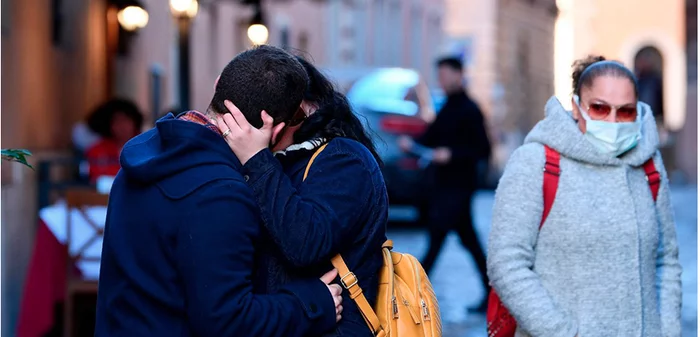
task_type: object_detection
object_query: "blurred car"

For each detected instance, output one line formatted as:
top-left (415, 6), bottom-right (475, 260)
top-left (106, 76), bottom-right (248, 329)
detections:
top-left (347, 68), bottom-right (445, 223)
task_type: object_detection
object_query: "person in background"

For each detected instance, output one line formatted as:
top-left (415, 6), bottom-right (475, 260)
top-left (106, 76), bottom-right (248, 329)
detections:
top-left (84, 99), bottom-right (144, 182)
top-left (215, 56), bottom-right (388, 336)
top-left (635, 53), bottom-right (664, 122)
top-left (487, 56), bottom-right (681, 336)
top-left (72, 121), bottom-right (101, 154)
top-left (398, 56), bottom-right (491, 312)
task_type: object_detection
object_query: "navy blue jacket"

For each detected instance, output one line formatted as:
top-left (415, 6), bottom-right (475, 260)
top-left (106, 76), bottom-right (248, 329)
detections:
top-left (417, 91), bottom-right (491, 189)
top-left (95, 114), bottom-right (336, 337)
top-left (240, 138), bottom-right (389, 337)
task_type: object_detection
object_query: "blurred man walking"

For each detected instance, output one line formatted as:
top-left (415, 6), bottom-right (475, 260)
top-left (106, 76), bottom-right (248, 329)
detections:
top-left (399, 56), bottom-right (491, 312)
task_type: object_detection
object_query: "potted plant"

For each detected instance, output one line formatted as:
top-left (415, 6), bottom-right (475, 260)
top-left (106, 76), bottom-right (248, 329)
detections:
top-left (2, 149), bottom-right (33, 169)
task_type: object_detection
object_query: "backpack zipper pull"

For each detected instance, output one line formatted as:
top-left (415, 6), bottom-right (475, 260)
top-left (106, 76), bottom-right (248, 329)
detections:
top-left (421, 299), bottom-right (431, 321)
top-left (392, 296), bottom-right (399, 318)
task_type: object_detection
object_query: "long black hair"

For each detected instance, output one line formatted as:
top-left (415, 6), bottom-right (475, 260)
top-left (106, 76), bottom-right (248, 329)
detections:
top-left (293, 56), bottom-right (383, 166)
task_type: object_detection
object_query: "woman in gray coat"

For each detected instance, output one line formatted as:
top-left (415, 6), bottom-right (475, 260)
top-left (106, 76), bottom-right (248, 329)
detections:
top-left (487, 55), bottom-right (682, 337)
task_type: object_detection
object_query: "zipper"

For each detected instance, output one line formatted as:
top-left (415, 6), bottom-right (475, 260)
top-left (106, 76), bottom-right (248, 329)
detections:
top-left (392, 296), bottom-right (399, 319)
top-left (387, 248), bottom-right (399, 319)
top-left (400, 293), bottom-right (421, 324)
top-left (421, 299), bottom-right (431, 321)
top-left (412, 258), bottom-right (431, 321)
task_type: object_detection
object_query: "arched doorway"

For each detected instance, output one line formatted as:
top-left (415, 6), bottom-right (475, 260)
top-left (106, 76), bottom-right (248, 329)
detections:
top-left (635, 45), bottom-right (676, 175)
top-left (634, 46), bottom-right (664, 125)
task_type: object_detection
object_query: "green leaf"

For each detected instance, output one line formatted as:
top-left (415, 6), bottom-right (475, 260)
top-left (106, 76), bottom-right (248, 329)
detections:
top-left (1, 149), bottom-right (33, 169)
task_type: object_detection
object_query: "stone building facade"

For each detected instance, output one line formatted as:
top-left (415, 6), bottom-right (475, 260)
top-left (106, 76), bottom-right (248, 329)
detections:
top-left (554, 0), bottom-right (695, 182)
top-left (0, 0), bottom-right (445, 334)
top-left (442, 0), bottom-right (559, 178)
top-left (260, 0), bottom-right (446, 89)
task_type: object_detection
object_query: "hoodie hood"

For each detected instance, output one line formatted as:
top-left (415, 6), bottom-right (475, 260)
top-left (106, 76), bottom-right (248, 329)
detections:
top-left (120, 113), bottom-right (241, 184)
top-left (524, 96), bottom-right (659, 167)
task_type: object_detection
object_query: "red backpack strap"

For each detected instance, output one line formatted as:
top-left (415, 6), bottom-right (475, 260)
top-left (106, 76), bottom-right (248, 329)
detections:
top-left (643, 158), bottom-right (660, 202)
top-left (541, 146), bottom-right (561, 229)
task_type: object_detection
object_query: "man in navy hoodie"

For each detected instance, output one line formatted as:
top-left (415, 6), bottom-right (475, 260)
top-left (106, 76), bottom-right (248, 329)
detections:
top-left (95, 45), bottom-right (341, 337)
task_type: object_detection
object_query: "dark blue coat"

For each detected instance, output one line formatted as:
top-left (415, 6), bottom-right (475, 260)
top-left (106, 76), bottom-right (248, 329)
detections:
top-left (95, 113), bottom-right (336, 337)
top-left (240, 138), bottom-right (389, 337)
top-left (417, 91), bottom-right (491, 190)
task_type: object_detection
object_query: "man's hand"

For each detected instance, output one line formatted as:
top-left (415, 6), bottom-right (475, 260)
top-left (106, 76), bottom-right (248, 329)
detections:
top-left (397, 136), bottom-right (414, 153)
top-left (415, 80), bottom-right (436, 124)
top-left (215, 100), bottom-right (286, 165)
top-left (320, 269), bottom-right (343, 322)
top-left (432, 147), bottom-right (452, 164)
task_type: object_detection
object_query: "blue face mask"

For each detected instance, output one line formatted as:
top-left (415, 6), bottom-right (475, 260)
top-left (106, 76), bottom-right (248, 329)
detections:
top-left (574, 95), bottom-right (642, 157)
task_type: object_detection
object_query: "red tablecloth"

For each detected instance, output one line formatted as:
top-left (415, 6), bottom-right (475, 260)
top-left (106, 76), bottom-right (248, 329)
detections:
top-left (16, 220), bottom-right (80, 337)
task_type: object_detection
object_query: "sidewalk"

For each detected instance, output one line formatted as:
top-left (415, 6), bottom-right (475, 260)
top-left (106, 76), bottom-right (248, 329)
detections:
top-left (389, 185), bottom-right (698, 337)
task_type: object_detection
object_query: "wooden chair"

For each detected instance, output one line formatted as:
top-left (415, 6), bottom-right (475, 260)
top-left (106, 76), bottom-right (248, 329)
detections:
top-left (63, 188), bottom-right (109, 337)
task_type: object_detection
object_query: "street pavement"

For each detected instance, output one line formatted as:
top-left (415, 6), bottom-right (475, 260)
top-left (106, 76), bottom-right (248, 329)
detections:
top-left (388, 185), bottom-right (698, 337)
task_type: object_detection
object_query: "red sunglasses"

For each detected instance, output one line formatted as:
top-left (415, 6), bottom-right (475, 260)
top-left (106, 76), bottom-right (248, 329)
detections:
top-left (581, 101), bottom-right (638, 122)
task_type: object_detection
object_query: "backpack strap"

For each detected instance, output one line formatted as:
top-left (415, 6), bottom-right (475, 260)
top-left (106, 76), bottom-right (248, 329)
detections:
top-left (541, 146), bottom-right (561, 229)
top-left (642, 158), bottom-right (660, 202)
top-left (538, 149), bottom-right (659, 230)
top-left (330, 255), bottom-right (384, 336)
top-left (304, 144), bottom-right (385, 336)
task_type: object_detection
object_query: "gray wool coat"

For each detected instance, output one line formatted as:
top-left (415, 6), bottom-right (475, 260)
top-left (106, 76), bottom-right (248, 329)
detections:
top-left (487, 97), bottom-right (682, 337)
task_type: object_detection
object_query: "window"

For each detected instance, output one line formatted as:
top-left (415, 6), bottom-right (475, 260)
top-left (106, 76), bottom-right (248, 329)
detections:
top-left (236, 19), bottom-right (249, 52)
top-left (2, 0), bottom-right (11, 35)
top-left (517, 34), bottom-right (529, 77)
top-left (372, 0), bottom-right (384, 65)
top-left (280, 27), bottom-right (289, 50)
top-left (354, 1), bottom-right (367, 65)
top-left (52, 0), bottom-right (63, 45)
top-left (411, 5), bottom-right (422, 69)
top-left (209, 7), bottom-right (219, 75)
top-left (389, 0), bottom-right (401, 65)
top-left (298, 31), bottom-right (309, 53)
top-left (340, 26), bottom-right (355, 64)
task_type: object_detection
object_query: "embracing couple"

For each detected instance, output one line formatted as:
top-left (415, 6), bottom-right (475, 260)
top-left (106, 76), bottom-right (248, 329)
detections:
top-left (94, 45), bottom-right (388, 336)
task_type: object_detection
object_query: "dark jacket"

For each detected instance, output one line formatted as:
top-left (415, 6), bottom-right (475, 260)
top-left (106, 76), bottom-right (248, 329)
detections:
top-left (417, 91), bottom-right (491, 190)
top-left (240, 137), bottom-right (389, 337)
top-left (95, 113), bottom-right (336, 337)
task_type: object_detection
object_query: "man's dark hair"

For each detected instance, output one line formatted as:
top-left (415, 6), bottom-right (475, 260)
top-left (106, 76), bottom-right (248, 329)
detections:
top-left (436, 57), bottom-right (463, 72)
top-left (209, 45), bottom-right (309, 128)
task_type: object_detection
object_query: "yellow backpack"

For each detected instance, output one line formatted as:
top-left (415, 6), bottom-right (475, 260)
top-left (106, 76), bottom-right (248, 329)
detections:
top-left (304, 144), bottom-right (442, 337)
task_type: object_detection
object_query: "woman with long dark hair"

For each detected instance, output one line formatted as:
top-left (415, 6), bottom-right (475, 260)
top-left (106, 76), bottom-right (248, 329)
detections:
top-left (291, 58), bottom-right (383, 165)
top-left (215, 56), bottom-right (388, 336)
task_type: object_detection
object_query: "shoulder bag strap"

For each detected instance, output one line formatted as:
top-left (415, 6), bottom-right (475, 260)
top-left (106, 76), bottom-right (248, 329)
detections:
top-left (303, 143), bottom-right (384, 336)
top-left (541, 146), bottom-right (561, 229)
top-left (303, 143), bottom-right (329, 181)
top-left (330, 255), bottom-right (383, 336)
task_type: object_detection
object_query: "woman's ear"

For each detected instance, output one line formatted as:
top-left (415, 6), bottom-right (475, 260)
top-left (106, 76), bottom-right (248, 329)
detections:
top-left (571, 95), bottom-right (587, 133)
top-left (571, 96), bottom-right (581, 121)
top-left (271, 123), bottom-right (287, 146)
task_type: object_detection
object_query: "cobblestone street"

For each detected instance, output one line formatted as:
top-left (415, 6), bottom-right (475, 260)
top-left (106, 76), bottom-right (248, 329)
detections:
top-left (389, 185), bottom-right (698, 337)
